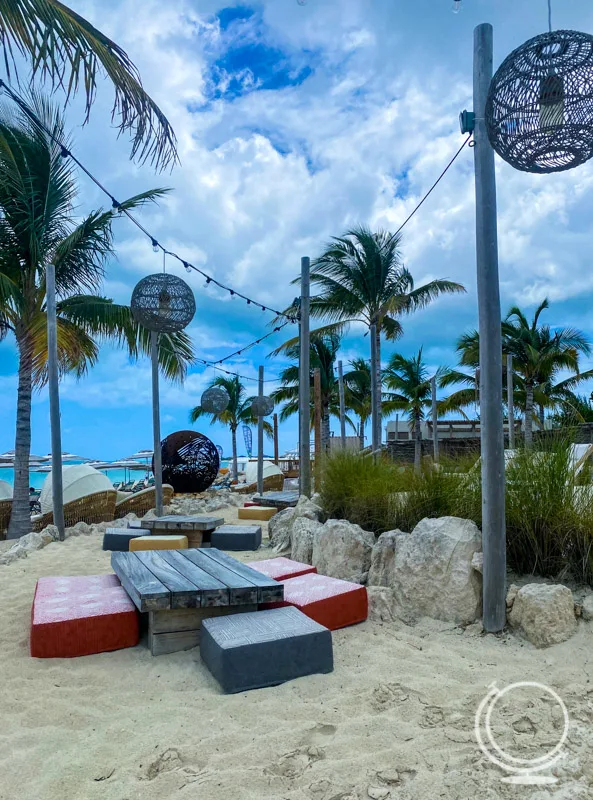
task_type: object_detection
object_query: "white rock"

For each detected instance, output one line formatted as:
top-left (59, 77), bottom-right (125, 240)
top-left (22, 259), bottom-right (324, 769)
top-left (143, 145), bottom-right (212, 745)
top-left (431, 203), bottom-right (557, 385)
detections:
top-left (391, 517), bottom-right (483, 624)
top-left (268, 508), bottom-right (295, 552)
top-left (582, 595), bottom-right (593, 622)
top-left (367, 586), bottom-right (397, 623)
top-left (509, 584), bottom-right (577, 648)
top-left (471, 551), bottom-right (483, 574)
top-left (368, 530), bottom-right (407, 587)
top-left (312, 519), bottom-right (375, 584)
top-left (506, 583), bottom-right (520, 609)
top-left (205, 498), bottom-right (228, 512)
top-left (70, 521), bottom-right (91, 536)
top-left (294, 494), bottom-right (323, 521)
top-left (367, 787), bottom-right (390, 800)
top-left (290, 517), bottom-right (323, 565)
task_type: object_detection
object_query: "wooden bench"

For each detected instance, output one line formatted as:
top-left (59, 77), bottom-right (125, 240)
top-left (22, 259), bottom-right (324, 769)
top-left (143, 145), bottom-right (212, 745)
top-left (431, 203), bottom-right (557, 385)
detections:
top-left (111, 548), bottom-right (284, 655)
top-left (142, 515), bottom-right (224, 548)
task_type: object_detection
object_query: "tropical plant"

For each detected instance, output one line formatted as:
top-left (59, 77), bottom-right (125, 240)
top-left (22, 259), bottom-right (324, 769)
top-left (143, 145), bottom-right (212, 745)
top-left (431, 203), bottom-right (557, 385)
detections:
top-left (343, 358), bottom-right (372, 450)
top-left (270, 333), bottom-right (350, 452)
top-left (447, 300), bottom-right (593, 448)
top-left (189, 375), bottom-right (271, 480)
top-left (0, 98), bottom-right (192, 538)
top-left (552, 393), bottom-right (593, 427)
top-left (303, 227), bottom-right (464, 447)
top-left (383, 349), bottom-right (448, 473)
top-left (0, 0), bottom-right (176, 168)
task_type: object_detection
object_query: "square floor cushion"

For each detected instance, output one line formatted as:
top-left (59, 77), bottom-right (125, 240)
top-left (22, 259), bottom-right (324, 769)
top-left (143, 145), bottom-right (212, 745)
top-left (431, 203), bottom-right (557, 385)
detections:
top-left (249, 557), bottom-right (317, 582)
top-left (31, 574), bottom-right (139, 658)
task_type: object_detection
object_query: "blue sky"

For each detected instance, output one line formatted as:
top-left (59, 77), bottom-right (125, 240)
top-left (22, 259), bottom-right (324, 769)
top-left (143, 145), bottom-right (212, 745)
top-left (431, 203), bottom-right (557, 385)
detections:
top-left (1, 0), bottom-right (593, 461)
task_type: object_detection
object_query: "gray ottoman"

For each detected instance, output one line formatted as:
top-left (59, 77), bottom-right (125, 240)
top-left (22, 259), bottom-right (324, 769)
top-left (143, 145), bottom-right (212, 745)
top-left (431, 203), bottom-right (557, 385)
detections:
top-left (211, 524), bottom-right (262, 551)
top-left (200, 606), bottom-right (333, 693)
top-left (102, 528), bottom-right (149, 551)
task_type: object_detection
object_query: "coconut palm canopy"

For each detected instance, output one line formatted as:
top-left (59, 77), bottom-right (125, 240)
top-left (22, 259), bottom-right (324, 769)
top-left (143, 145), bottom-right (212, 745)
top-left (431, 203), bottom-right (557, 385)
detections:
top-left (0, 0), bottom-right (177, 169)
top-left (0, 97), bottom-right (194, 538)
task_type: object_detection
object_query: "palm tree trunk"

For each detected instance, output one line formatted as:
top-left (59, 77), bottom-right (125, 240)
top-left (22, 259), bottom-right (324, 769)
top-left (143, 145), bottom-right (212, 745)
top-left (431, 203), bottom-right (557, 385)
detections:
top-left (359, 418), bottom-right (365, 450)
top-left (414, 412), bottom-right (422, 474)
top-left (538, 404), bottom-right (545, 430)
top-left (525, 385), bottom-right (534, 450)
top-left (231, 426), bottom-right (238, 481)
top-left (8, 333), bottom-right (33, 539)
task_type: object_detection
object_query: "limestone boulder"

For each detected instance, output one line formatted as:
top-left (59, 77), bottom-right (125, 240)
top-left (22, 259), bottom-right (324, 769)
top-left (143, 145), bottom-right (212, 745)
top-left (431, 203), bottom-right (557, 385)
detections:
top-left (268, 508), bottom-right (295, 553)
top-left (582, 595), bottom-right (593, 622)
top-left (290, 517), bottom-right (324, 565)
top-left (368, 530), bottom-right (408, 587)
top-left (509, 584), bottom-right (577, 648)
top-left (294, 494), bottom-right (323, 521)
top-left (392, 516), bottom-right (483, 624)
top-left (312, 519), bottom-right (375, 584)
top-left (367, 587), bottom-right (397, 623)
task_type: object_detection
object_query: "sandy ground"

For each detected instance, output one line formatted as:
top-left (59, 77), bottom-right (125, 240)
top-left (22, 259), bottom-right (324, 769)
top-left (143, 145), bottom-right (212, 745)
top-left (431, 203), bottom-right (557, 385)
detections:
top-left (1, 508), bottom-right (593, 800)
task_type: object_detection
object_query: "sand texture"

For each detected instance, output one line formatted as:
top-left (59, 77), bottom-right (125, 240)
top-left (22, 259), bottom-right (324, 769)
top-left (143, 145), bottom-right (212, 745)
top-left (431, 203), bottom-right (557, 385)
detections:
top-left (1, 510), bottom-right (593, 800)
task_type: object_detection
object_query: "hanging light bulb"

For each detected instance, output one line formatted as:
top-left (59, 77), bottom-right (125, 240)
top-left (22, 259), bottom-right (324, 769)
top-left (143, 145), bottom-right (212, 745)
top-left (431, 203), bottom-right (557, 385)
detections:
top-left (539, 71), bottom-right (565, 130)
top-left (452, 0), bottom-right (462, 13)
top-left (158, 288), bottom-right (172, 313)
top-left (151, 238), bottom-right (159, 253)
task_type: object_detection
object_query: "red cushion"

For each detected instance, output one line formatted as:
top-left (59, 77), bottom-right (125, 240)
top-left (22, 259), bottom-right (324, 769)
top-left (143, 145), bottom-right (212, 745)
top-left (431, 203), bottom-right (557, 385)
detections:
top-left (264, 573), bottom-right (368, 630)
top-left (31, 574), bottom-right (139, 658)
top-left (249, 557), bottom-right (317, 582)
top-left (243, 501), bottom-right (259, 507)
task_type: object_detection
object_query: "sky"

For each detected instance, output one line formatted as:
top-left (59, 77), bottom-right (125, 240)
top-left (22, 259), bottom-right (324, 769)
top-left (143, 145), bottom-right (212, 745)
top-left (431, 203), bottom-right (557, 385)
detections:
top-left (1, 0), bottom-right (593, 461)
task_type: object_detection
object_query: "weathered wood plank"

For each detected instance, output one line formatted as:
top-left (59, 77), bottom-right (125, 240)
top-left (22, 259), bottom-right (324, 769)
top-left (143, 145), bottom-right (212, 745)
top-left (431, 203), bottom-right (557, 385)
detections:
top-left (111, 552), bottom-right (170, 612)
top-left (133, 550), bottom-right (199, 609)
top-left (160, 550), bottom-right (229, 607)
top-left (201, 548), bottom-right (284, 603)
top-left (182, 549), bottom-right (258, 605)
top-left (143, 515), bottom-right (224, 532)
top-left (149, 604), bottom-right (258, 634)
top-left (252, 491), bottom-right (299, 509)
top-left (149, 629), bottom-right (200, 656)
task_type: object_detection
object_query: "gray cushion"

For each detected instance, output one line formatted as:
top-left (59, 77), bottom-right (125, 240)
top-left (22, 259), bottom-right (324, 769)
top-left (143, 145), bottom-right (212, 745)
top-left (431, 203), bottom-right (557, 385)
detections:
top-left (200, 606), bottom-right (333, 693)
top-left (211, 524), bottom-right (262, 551)
top-left (102, 528), bottom-right (149, 551)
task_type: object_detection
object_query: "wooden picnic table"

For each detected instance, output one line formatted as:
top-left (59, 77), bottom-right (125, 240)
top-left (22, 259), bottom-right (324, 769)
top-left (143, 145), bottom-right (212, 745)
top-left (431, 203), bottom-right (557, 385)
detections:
top-left (142, 515), bottom-right (225, 547)
top-left (111, 548), bottom-right (284, 655)
top-left (252, 491), bottom-right (299, 509)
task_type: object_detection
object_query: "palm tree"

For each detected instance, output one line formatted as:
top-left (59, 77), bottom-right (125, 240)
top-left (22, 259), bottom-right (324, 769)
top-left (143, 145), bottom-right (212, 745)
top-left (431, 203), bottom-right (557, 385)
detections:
top-left (0, 98), bottom-right (192, 539)
top-left (305, 226), bottom-right (464, 448)
top-left (270, 334), bottom-right (349, 452)
top-left (383, 349), bottom-right (448, 473)
top-left (449, 300), bottom-right (593, 449)
top-left (189, 375), bottom-right (270, 481)
top-left (343, 358), bottom-right (372, 450)
top-left (0, 1), bottom-right (176, 168)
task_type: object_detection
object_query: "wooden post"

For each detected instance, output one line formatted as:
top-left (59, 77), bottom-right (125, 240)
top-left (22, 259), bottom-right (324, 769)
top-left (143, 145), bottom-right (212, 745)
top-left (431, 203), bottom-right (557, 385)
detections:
top-left (507, 354), bottom-right (515, 450)
top-left (46, 263), bottom-right (65, 541)
top-left (338, 360), bottom-right (346, 449)
top-left (299, 257), bottom-right (311, 497)
top-left (151, 331), bottom-right (163, 517)
top-left (257, 365), bottom-right (264, 496)
top-left (473, 23), bottom-right (506, 633)
top-left (273, 413), bottom-right (279, 465)
top-left (370, 321), bottom-right (380, 457)
top-left (431, 376), bottom-right (439, 464)
top-left (314, 367), bottom-right (322, 463)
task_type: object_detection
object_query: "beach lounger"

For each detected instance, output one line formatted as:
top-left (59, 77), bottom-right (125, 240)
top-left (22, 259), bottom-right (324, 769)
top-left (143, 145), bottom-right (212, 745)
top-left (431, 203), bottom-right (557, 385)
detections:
top-left (0, 498), bottom-right (11, 540)
top-left (31, 490), bottom-right (117, 532)
top-left (232, 473), bottom-right (284, 494)
top-left (113, 485), bottom-right (174, 519)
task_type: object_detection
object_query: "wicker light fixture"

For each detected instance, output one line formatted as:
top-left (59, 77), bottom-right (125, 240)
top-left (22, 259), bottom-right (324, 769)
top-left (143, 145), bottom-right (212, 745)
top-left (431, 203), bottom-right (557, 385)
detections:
top-left (131, 273), bottom-right (196, 333)
top-left (486, 30), bottom-right (593, 174)
top-left (201, 386), bottom-right (230, 414)
top-left (251, 396), bottom-right (274, 417)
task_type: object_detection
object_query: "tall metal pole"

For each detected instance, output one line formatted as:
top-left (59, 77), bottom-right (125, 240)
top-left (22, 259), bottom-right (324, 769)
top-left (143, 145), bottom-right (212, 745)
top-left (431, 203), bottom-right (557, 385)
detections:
top-left (299, 257), bottom-right (311, 496)
top-left (370, 322), bottom-right (380, 456)
top-left (473, 23), bottom-right (506, 633)
top-left (507, 354), bottom-right (515, 450)
top-left (273, 413), bottom-right (279, 465)
top-left (313, 368), bottom-right (322, 462)
top-left (46, 263), bottom-right (65, 541)
top-left (151, 331), bottom-right (163, 517)
top-left (338, 360), bottom-right (346, 449)
top-left (431, 376), bottom-right (439, 464)
top-left (257, 365), bottom-right (264, 496)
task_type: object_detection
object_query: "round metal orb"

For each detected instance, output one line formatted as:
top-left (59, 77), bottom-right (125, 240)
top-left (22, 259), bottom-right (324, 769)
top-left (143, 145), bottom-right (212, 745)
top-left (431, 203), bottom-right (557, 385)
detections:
top-left (154, 430), bottom-right (220, 493)
top-left (486, 30), bottom-right (593, 174)
top-left (131, 273), bottom-right (196, 333)
top-left (201, 387), bottom-right (230, 414)
top-left (251, 395), bottom-right (274, 417)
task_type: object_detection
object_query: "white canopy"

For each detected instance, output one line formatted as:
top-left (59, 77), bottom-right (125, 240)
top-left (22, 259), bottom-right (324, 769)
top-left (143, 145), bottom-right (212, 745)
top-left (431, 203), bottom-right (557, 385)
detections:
top-left (244, 460), bottom-right (283, 484)
top-left (0, 479), bottom-right (12, 500)
top-left (40, 465), bottom-right (113, 513)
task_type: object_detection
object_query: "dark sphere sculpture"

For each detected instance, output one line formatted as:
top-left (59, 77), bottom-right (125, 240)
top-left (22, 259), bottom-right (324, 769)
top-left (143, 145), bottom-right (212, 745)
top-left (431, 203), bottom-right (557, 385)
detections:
top-left (154, 430), bottom-right (220, 493)
top-left (251, 396), bottom-right (274, 417)
top-left (201, 387), bottom-right (230, 414)
top-left (131, 273), bottom-right (196, 333)
top-left (486, 30), bottom-right (593, 174)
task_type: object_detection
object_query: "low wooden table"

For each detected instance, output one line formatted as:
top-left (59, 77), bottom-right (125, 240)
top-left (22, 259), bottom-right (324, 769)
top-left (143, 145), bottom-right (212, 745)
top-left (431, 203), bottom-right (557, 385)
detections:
top-left (252, 491), bottom-right (299, 510)
top-left (111, 548), bottom-right (283, 655)
top-left (143, 515), bottom-right (225, 548)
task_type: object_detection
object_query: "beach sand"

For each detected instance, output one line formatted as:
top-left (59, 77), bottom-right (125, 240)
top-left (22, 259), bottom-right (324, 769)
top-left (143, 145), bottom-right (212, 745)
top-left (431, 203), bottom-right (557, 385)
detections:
top-left (1, 508), bottom-right (593, 799)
